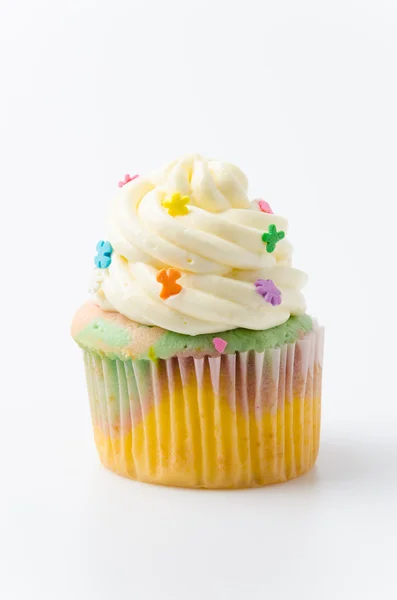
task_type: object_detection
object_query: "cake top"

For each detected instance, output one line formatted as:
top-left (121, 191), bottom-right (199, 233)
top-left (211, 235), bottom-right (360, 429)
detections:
top-left (90, 154), bottom-right (308, 336)
top-left (72, 302), bottom-right (313, 361)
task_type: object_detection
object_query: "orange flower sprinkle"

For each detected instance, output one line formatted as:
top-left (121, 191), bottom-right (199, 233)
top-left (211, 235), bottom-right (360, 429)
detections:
top-left (156, 268), bottom-right (182, 300)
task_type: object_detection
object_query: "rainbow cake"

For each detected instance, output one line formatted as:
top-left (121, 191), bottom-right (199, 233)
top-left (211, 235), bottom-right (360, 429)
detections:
top-left (72, 154), bottom-right (324, 488)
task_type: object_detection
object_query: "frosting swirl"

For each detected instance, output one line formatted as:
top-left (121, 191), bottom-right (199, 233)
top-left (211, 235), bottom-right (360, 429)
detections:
top-left (94, 154), bottom-right (307, 335)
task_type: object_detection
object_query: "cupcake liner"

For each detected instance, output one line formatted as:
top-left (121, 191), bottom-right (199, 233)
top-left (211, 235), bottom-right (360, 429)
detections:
top-left (83, 326), bottom-right (324, 488)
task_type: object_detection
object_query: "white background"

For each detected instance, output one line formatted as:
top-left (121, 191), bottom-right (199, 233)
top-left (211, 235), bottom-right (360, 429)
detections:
top-left (1, 1), bottom-right (397, 598)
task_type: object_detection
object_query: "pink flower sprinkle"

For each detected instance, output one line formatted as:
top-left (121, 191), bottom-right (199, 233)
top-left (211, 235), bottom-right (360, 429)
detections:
top-left (118, 173), bottom-right (139, 188)
top-left (257, 199), bottom-right (273, 214)
top-left (213, 337), bottom-right (228, 353)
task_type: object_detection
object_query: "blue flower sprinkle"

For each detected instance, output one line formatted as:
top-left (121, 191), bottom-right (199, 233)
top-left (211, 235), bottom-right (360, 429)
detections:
top-left (94, 240), bottom-right (113, 269)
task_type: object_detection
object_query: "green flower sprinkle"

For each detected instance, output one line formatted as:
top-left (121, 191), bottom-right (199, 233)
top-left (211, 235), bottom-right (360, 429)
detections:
top-left (261, 224), bottom-right (285, 253)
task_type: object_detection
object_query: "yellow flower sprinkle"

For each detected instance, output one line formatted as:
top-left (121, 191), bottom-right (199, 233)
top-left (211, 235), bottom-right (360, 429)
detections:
top-left (161, 192), bottom-right (190, 217)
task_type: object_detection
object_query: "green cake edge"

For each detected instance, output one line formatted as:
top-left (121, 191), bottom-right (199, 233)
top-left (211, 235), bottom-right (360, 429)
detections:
top-left (74, 314), bottom-right (313, 361)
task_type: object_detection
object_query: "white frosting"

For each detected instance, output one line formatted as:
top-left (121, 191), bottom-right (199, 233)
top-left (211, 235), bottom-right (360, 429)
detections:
top-left (94, 154), bottom-right (307, 335)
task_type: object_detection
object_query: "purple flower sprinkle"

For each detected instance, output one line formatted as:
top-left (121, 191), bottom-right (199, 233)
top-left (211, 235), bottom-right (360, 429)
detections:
top-left (255, 279), bottom-right (282, 306)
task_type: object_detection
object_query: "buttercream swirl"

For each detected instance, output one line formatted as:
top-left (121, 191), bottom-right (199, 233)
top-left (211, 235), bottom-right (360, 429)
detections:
top-left (94, 154), bottom-right (308, 335)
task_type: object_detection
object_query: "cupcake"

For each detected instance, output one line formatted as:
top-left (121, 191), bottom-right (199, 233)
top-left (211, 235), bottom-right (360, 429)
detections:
top-left (71, 154), bottom-right (324, 489)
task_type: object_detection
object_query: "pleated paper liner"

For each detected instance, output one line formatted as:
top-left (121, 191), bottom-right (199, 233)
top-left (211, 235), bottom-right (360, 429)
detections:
top-left (83, 326), bottom-right (324, 488)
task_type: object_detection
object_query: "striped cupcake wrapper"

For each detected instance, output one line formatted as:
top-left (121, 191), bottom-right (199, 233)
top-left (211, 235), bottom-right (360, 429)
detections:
top-left (83, 326), bottom-right (324, 488)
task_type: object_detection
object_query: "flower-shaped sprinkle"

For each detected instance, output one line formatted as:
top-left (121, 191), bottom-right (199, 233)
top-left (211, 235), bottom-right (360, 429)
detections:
top-left (156, 268), bottom-right (182, 300)
top-left (118, 174), bottom-right (139, 188)
top-left (261, 224), bottom-right (285, 253)
top-left (162, 192), bottom-right (190, 217)
top-left (255, 279), bottom-right (282, 306)
top-left (257, 199), bottom-right (273, 214)
top-left (94, 240), bottom-right (113, 269)
top-left (213, 337), bottom-right (228, 353)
